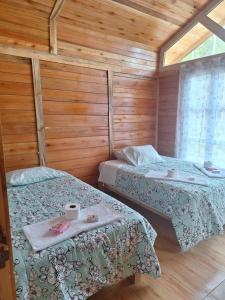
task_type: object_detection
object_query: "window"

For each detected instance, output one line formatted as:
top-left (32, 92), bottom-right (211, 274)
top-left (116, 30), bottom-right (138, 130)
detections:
top-left (176, 56), bottom-right (225, 167)
top-left (161, 0), bottom-right (225, 66)
top-left (181, 30), bottom-right (225, 62)
top-left (164, 23), bottom-right (225, 66)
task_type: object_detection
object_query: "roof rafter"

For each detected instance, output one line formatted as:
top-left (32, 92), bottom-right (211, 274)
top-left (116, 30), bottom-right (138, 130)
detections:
top-left (199, 15), bottom-right (225, 42)
top-left (111, 0), bottom-right (183, 26)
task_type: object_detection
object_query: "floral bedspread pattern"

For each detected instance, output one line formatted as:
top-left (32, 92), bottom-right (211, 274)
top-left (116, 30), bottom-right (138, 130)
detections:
top-left (114, 157), bottom-right (225, 251)
top-left (8, 176), bottom-right (160, 300)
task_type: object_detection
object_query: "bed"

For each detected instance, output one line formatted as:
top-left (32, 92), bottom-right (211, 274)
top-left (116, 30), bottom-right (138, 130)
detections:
top-left (8, 168), bottom-right (160, 300)
top-left (99, 156), bottom-right (225, 251)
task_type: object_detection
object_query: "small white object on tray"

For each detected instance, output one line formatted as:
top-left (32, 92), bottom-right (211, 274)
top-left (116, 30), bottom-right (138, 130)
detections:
top-left (194, 163), bottom-right (225, 178)
top-left (86, 214), bottom-right (99, 223)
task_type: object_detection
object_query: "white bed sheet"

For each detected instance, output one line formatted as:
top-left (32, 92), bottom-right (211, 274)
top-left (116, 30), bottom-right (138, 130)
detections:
top-left (98, 160), bottom-right (129, 186)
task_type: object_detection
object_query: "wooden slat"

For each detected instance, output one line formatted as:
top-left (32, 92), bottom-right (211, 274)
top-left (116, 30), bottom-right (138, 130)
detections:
top-left (199, 15), bottom-right (225, 42)
top-left (42, 77), bottom-right (107, 94)
top-left (111, 0), bottom-right (182, 26)
top-left (42, 89), bottom-right (108, 103)
top-left (46, 146), bottom-right (109, 162)
top-left (0, 95), bottom-right (34, 111)
top-left (48, 154), bottom-right (107, 171)
top-left (4, 142), bottom-right (38, 156)
top-left (113, 105), bottom-right (155, 115)
top-left (45, 136), bottom-right (109, 151)
top-left (44, 101), bottom-right (108, 115)
top-left (45, 114), bottom-right (108, 127)
top-left (32, 58), bottom-right (46, 166)
top-left (114, 114), bottom-right (155, 123)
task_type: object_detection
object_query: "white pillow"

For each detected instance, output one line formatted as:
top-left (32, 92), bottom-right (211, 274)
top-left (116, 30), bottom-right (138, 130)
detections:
top-left (115, 145), bottom-right (163, 166)
top-left (7, 167), bottom-right (68, 186)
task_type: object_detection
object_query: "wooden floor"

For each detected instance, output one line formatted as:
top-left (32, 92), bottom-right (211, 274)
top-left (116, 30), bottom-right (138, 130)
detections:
top-left (90, 199), bottom-right (225, 300)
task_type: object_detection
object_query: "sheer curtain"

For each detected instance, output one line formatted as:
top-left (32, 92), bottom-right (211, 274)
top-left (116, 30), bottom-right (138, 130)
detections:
top-left (176, 56), bottom-right (225, 167)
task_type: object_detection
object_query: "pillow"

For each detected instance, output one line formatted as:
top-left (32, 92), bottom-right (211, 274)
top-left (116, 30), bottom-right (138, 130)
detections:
top-left (114, 150), bottom-right (126, 161)
top-left (115, 145), bottom-right (163, 166)
top-left (7, 167), bottom-right (68, 186)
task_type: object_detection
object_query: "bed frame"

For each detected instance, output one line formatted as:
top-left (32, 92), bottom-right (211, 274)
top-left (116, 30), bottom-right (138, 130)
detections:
top-left (98, 182), bottom-right (171, 221)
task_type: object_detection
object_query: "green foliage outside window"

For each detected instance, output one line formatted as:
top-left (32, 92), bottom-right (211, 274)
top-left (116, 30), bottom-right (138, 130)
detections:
top-left (182, 33), bottom-right (225, 62)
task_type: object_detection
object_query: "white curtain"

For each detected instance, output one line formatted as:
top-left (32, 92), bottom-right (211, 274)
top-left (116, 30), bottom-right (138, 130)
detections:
top-left (176, 56), bottom-right (225, 167)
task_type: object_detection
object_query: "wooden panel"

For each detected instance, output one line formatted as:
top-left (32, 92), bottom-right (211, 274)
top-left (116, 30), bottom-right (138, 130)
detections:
top-left (59, 0), bottom-right (180, 50)
top-left (0, 0), bottom-right (210, 56)
top-left (0, 0), bottom-right (53, 51)
top-left (157, 70), bottom-right (180, 157)
top-left (41, 61), bottom-right (109, 185)
top-left (0, 54), bottom-right (38, 171)
top-left (112, 73), bottom-right (157, 150)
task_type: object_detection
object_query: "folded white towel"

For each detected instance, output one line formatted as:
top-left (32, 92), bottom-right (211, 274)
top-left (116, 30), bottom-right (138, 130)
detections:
top-left (194, 164), bottom-right (225, 178)
top-left (145, 170), bottom-right (209, 187)
top-left (23, 203), bottom-right (121, 252)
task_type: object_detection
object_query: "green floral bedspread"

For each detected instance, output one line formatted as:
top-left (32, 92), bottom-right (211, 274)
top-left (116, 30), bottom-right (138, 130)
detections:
top-left (114, 157), bottom-right (225, 251)
top-left (8, 175), bottom-right (160, 300)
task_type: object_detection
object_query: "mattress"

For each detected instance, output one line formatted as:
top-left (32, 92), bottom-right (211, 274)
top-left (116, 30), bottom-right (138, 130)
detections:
top-left (99, 157), bottom-right (225, 251)
top-left (8, 175), bottom-right (160, 300)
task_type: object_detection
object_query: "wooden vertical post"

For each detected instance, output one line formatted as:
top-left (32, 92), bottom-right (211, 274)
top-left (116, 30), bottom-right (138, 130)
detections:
top-left (49, 0), bottom-right (66, 54)
top-left (107, 69), bottom-right (114, 158)
top-left (155, 77), bottom-right (159, 150)
top-left (0, 118), bottom-right (16, 300)
top-left (31, 59), bottom-right (46, 166)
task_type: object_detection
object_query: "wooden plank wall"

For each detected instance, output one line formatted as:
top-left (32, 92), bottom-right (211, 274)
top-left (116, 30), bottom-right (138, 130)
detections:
top-left (113, 73), bottom-right (157, 149)
top-left (0, 54), bottom-right (39, 172)
top-left (157, 70), bottom-right (180, 157)
top-left (0, 1), bottom-right (159, 185)
top-left (40, 61), bottom-right (109, 186)
top-left (0, 0), bottom-right (53, 52)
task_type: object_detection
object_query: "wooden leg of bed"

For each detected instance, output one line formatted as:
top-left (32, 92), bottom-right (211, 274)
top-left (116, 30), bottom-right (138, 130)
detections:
top-left (98, 182), bottom-right (105, 191)
top-left (127, 274), bottom-right (141, 284)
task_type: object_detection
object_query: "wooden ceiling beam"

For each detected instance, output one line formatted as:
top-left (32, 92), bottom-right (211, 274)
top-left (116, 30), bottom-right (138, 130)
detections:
top-left (49, 0), bottom-right (66, 54)
top-left (110, 0), bottom-right (183, 26)
top-left (199, 15), bottom-right (225, 42)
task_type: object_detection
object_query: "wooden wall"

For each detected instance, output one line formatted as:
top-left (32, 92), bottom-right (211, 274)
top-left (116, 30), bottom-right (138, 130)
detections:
top-left (113, 73), bottom-right (157, 149)
top-left (40, 61), bottom-right (109, 186)
top-left (0, 1), bottom-right (159, 185)
top-left (0, 0), bottom-right (53, 51)
top-left (157, 70), bottom-right (180, 157)
top-left (0, 54), bottom-right (39, 172)
top-left (0, 55), bottom-right (158, 186)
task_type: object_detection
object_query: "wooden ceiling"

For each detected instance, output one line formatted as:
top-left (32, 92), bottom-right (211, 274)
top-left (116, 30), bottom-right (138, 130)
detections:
top-left (58, 0), bottom-right (211, 51)
top-left (0, 0), bottom-right (212, 57)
